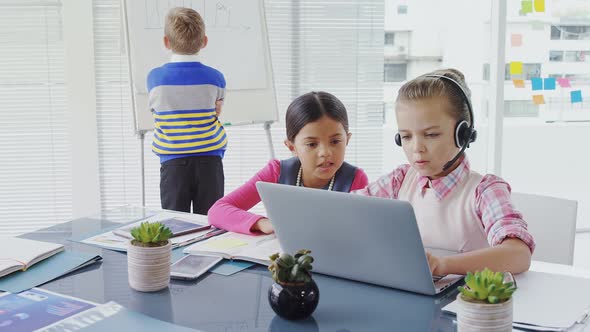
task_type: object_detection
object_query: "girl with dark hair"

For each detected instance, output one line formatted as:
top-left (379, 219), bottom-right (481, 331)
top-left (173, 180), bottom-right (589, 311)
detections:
top-left (209, 91), bottom-right (368, 235)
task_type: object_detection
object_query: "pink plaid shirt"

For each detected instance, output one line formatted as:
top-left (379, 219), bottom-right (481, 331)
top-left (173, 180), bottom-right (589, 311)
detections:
top-left (354, 158), bottom-right (535, 253)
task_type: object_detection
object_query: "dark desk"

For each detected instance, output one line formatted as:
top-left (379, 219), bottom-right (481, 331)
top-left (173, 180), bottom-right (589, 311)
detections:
top-left (21, 206), bottom-right (457, 331)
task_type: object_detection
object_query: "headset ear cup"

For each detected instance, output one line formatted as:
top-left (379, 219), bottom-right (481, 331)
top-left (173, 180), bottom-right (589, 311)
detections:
top-left (395, 133), bottom-right (402, 147)
top-left (454, 120), bottom-right (470, 148)
top-left (469, 129), bottom-right (477, 144)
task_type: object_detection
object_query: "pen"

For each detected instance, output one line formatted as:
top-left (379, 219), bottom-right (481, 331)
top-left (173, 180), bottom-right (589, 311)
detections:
top-left (178, 228), bottom-right (227, 247)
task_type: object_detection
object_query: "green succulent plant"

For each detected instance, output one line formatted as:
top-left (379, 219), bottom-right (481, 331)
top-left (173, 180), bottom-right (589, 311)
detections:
top-left (268, 249), bottom-right (314, 284)
top-left (458, 268), bottom-right (516, 304)
top-left (130, 222), bottom-right (173, 247)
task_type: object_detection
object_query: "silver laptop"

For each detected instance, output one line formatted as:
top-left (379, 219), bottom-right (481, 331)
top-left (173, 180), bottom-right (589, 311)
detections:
top-left (256, 182), bottom-right (462, 296)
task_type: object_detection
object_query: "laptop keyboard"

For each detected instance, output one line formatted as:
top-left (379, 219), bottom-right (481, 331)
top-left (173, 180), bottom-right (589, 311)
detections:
top-left (433, 274), bottom-right (464, 293)
top-left (432, 275), bottom-right (444, 282)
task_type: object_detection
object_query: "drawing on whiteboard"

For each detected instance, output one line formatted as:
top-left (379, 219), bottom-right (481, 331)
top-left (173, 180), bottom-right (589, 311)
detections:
top-left (211, 2), bottom-right (251, 31)
top-left (123, 0), bottom-right (277, 132)
top-left (214, 3), bottom-right (230, 28)
top-left (144, 0), bottom-right (250, 31)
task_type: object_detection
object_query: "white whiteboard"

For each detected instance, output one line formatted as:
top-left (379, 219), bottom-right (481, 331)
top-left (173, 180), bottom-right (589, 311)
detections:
top-left (122, 0), bottom-right (278, 133)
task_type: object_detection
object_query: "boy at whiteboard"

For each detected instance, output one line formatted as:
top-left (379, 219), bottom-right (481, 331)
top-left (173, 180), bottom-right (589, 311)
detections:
top-left (147, 7), bottom-right (227, 214)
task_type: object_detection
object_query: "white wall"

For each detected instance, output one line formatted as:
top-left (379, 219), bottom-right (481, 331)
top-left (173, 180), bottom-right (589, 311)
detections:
top-left (502, 122), bottom-right (590, 229)
top-left (63, 0), bottom-right (101, 218)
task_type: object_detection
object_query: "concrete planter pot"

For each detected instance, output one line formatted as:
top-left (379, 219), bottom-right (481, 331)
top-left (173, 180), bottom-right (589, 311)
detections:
top-left (456, 294), bottom-right (513, 332)
top-left (127, 240), bottom-right (171, 292)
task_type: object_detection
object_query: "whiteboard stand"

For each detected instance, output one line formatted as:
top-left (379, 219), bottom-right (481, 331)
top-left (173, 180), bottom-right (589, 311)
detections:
top-left (264, 121), bottom-right (276, 160)
top-left (138, 131), bottom-right (146, 207)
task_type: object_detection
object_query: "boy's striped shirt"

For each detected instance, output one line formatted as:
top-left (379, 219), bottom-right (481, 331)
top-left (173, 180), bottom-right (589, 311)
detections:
top-left (147, 61), bottom-right (227, 163)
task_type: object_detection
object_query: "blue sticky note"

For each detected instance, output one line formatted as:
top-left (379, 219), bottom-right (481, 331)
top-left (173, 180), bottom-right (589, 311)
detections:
top-left (543, 77), bottom-right (556, 90)
top-left (571, 90), bottom-right (583, 103)
top-left (210, 260), bottom-right (254, 276)
top-left (531, 77), bottom-right (543, 91)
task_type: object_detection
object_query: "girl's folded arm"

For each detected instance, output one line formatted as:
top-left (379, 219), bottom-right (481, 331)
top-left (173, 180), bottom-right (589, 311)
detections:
top-left (208, 160), bottom-right (280, 235)
top-left (437, 175), bottom-right (535, 275)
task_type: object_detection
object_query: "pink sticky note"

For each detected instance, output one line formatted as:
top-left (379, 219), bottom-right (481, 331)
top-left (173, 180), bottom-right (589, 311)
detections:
top-left (511, 34), bottom-right (522, 47)
top-left (557, 78), bottom-right (571, 88)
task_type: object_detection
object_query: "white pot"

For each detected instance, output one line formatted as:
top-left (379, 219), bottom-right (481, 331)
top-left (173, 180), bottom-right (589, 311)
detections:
top-left (456, 294), bottom-right (513, 332)
top-left (127, 240), bottom-right (171, 292)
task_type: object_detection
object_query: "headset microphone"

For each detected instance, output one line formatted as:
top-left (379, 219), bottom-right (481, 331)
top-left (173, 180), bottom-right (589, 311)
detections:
top-left (442, 135), bottom-right (469, 171)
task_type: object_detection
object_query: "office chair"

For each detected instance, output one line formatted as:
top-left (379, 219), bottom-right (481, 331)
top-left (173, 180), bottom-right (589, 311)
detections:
top-left (511, 192), bottom-right (578, 265)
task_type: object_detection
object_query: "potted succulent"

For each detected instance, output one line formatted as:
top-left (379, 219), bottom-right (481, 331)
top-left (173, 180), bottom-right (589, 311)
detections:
top-left (267, 249), bottom-right (319, 320)
top-left (456, 268), bottom-right (517, 332)
top-left (127, 222), bottom-right (173, 292)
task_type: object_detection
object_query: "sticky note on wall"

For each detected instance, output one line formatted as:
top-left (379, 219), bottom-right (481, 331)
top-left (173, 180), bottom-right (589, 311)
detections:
top-left (531, 77), bottom-right (543, 90)
top-left (557, 78), bottom-right (571, 88)
top-left (512, 79), bottom-right (525, 88)
top-left (511, 34), bottom-right (522, 47)
top-left (510, 61), bottom-right (523, 75)
top-left (521, 0), bottom-right (533, 14)
top-left (543, 78), bottom-right (556, 90)
top-left (571, 90), bottom-right (583, 103)
top-left (534, 0), bottom-right (545, 12)
top-left (532, 95), bottom-right (545, 105)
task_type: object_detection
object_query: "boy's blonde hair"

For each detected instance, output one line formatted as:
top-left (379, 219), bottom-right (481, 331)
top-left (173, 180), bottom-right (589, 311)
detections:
top-left (396, 68), bottom-right (471, 124)
top-left (165, 7), bottom-right (205, 55)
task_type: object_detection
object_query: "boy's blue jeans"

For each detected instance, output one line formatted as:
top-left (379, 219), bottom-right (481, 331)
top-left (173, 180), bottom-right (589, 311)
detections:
top-left (160, 155), bottom-right (224, 214)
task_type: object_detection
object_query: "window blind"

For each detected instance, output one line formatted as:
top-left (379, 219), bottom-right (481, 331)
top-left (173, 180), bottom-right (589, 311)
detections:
top-left (92, 0), bottom-right (141, 211)
top-left (0, 0), bottom-right (73, 236)
top-left (263, 0), bottom-right (385, 182)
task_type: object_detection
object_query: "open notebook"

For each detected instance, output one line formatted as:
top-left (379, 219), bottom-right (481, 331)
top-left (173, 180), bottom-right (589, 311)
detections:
top-left (183, 231), bottom-right (280, 266)
top-left (0, 237), bottom-right (64, 278)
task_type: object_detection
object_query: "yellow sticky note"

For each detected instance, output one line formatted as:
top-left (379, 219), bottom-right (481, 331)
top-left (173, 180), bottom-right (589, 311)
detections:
top-left (532, 94), bottom-right (545, 105)
top-left (205, 237), bottom-right (248, 250)
top-left (510, 61), bottom-right (523, 75)
top-left (534, 0), bottom-right (545, 12)
top-left (512, 79), bottom-right (525, 88)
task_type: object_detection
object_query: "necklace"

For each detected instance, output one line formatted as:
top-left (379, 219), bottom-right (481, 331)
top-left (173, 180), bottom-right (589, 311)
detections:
top-left (295, 166), bottom-right (335, 191)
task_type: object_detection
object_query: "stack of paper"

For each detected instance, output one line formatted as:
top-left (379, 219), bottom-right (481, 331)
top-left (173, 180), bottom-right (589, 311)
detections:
top-left (74, 212), bottom-right (221, 252)
top-left (112, 217), bottom-right (210, 239)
